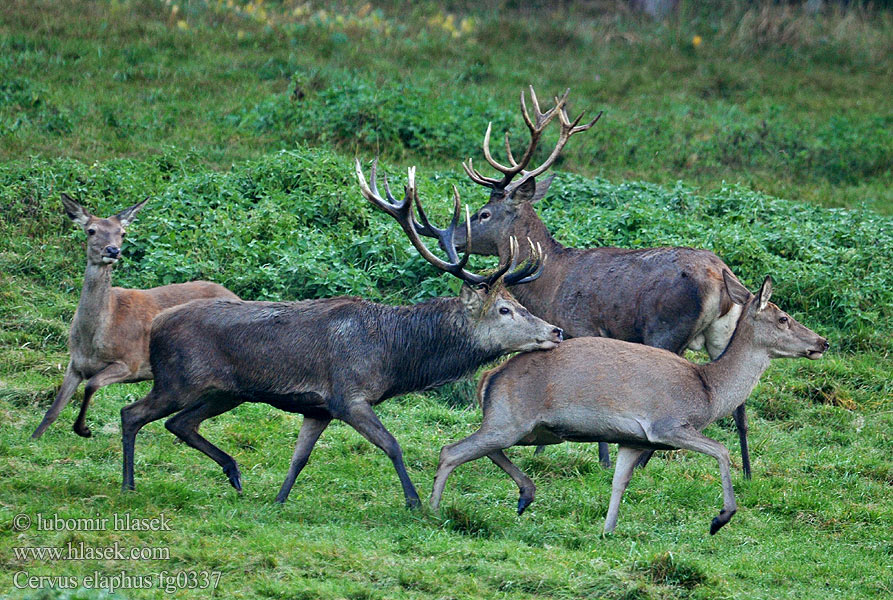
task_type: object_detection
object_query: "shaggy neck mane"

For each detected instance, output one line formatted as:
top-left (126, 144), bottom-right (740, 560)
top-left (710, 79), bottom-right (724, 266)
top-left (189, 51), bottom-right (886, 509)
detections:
top-left (378, 296), bottom-right (501, 400)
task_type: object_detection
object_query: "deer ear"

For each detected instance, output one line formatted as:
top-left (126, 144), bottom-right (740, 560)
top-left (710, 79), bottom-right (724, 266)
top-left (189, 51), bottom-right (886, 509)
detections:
top-left (722, 271), bottom-right (751, 306)
top-left (459, 284), bottom-right (485, 312)
top-left (61, 193), bottom-right (91, 226)
top-left (530, 175), bottom-right (554, 204)
top-left (508, 177), bottom-right (537, 205)
top-left (757, 276), bottom-right (772, 311)
top-left (115, 197), bottom-right (150, 227)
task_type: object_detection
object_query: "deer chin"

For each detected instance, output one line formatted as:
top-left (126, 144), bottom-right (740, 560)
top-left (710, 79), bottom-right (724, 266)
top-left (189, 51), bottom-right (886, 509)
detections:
top-left (101, 256), bottom-right (119, 264)
top-left (521, 339), bottom-right (560, 352)
top-left (805, 349), bottom-right (825, 360)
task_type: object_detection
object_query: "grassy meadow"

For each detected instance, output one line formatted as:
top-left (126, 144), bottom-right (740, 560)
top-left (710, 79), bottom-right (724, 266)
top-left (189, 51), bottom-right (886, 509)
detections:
top-left (1, 1), bottom-right (891, 599)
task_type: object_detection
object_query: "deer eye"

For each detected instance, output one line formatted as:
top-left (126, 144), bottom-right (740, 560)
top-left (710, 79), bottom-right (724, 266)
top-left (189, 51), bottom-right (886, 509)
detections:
top-left (778, 316), bottom-right (788, 324)
top-left (499, 307), bottom-right (511, 315)
top-left (87, 228), bottom-right (96, 236)
top-left (479, 211), bottom-right (491, 221)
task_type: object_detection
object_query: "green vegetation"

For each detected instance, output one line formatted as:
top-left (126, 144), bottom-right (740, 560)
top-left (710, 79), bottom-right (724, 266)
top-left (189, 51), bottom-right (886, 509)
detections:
top-left (1, 1), bottom-right (890, 599)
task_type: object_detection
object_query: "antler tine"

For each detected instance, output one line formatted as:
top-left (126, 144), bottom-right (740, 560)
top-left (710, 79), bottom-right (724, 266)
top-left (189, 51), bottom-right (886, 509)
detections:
top-left (356, 158), bottom-right (404, 219)
top-left (504, 240), bottom-right (547, 285)
top-left (511, 104), bottom-right (602, 186)
top-left (358, 159), bottom-right (490, 287)
top-left (462, 157), bottom-right (502, 188)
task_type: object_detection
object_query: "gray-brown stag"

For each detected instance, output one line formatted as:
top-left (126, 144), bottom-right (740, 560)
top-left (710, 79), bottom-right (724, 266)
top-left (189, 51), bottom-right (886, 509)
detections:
top-left (430, 273), bottom-right (828, 534)
top-left (448, 87), bottom-right (754, 475)
top-left (31, 195), bottom-right (238, 439)
top-left (119, 162), bottom-right (563, 506)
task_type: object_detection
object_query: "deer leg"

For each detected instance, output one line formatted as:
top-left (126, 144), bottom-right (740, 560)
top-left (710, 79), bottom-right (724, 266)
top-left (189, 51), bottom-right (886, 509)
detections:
top-left (733, 404), bottom-right (752, 479)
top-left (635, 449), bottom-right (655, 469)
top-left (487, 450), bottom-right (536, 515)
top-left (74, 361), bottom-right (133, 438)
top-left (32, 363), bottom-right (82, 438)
top-left (164, 395), bottom-right (245, 491)
top-left (121, 387), bottom-right (196, 492)
top-left (657, 425), bottom-right (737, 535)
top-left (339, 400), bottom-right (420, 509)
top-left (430, 427), bottom-right (521, 510)
top-left (275, 416), bottom-right (332, 504)
top-left (604, 446), bottom-right (646, 534)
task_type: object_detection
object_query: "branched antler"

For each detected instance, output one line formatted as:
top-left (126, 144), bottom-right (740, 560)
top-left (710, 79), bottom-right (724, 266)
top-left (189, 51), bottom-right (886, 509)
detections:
top-left (356, 159), bottom-right (545, 289)
top-left (463, 86), bottom-right (602, 193)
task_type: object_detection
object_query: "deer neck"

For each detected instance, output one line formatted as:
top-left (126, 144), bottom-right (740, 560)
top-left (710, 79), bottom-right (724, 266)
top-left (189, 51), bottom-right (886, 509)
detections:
top-left (498, 210), bottom-right (566, 317)
top-left (382, 299), bottom-right (501, 398)
top-left (73, 262), bottom-right (115, 341)
top-left (699, 320), bottom-right (771, 423)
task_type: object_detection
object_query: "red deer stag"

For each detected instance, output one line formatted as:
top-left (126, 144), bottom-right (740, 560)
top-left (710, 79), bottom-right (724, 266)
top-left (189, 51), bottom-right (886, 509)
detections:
top-left (31, 195), bottom-right (238, 439)
top-left (118, 162), bottom-right (563, 506)
top-left (444, 87), bottom-right (754, 476)
top-left (430, 273), bottom-right (828, 534)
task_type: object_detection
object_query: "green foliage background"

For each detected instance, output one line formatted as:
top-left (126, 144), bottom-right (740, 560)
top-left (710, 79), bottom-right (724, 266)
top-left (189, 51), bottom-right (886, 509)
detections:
top-left (0, 1), bottom-right (890, 599)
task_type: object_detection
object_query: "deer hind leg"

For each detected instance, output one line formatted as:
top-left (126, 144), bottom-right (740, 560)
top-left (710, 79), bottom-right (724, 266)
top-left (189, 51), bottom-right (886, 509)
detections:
top-left (604, 446), bottom-right (646, 534)
top-left (430, 426), bottom-right (523, 510)
top-left (32, 363), bottom-right (82, 439)
top-left (276, 416), bottom-right (332, 504)
top-left (655, 425), bottom-right (737, 535)
top-left (121, 386), bottom-right (197, 492)
top-left (74, 361), bottom-right (133, 438)
top-left (164, 394), bottom-right (245, 491)
top-left (339, 399), bottom-right (420, 509)
top-left (487, 450), bottom-right (536, 515)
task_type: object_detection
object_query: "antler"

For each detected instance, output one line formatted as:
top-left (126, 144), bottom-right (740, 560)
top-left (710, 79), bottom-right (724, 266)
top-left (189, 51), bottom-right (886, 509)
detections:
top-left (463, 86), bottom-right (602, 193)
top-left (356, 159), bottom-right (545, 289)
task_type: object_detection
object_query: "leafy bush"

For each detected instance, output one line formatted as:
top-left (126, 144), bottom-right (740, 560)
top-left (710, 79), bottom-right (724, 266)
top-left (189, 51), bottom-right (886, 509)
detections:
top-left (1, 146), bottom-right (890, 354)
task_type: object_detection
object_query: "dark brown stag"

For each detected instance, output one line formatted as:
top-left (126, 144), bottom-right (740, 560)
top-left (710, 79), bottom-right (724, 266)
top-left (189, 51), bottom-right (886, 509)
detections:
top-left (119, 163), bottom-right (563, 506)
top-left (445, 87), bottom-right (754, 476)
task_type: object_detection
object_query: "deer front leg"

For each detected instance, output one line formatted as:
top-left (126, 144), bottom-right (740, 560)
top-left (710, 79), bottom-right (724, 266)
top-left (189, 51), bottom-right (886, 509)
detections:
top-left (74, 361), bottom-right (133, 437)
top-left (733, 404), bottom-right (751, 479)
top-left (339, 399), bottom-right (420, 508)
top-left (32, 362), bottom-right (82, 438)
top-left (276, 416), bottom-right (332, 504)
top-left (604, 445), bottom-right (646, 534)
top-left (487, 450), bottom-right (536, 515)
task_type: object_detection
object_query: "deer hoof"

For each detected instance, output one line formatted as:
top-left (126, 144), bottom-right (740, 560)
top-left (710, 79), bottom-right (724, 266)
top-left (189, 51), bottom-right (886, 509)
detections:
top-left (73, 424), bottom-right (92, 438)
top-left (517, 495), bottom-right (533, 516)
top-left (225, 466), bottom-right (242, 492)
top-left (709, 508), bottom-right (736, 535)
top-left (405, 496), bottom-right (421, 510)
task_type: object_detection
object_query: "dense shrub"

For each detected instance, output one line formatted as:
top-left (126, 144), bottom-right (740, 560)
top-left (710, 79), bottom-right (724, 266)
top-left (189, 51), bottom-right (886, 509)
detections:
top-left (1, 146), bottom-right (889, 351)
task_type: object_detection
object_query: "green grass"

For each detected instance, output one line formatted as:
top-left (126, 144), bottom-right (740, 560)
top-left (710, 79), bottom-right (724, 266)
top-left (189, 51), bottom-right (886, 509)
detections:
top-left (1, 1), bottom-right (892, 599)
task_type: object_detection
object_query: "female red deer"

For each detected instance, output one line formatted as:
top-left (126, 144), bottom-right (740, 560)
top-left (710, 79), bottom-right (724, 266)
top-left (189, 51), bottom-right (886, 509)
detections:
top-left (430, 274), bottom-right (828, 534)
top-left (31, 195), bottom-right (238, 439)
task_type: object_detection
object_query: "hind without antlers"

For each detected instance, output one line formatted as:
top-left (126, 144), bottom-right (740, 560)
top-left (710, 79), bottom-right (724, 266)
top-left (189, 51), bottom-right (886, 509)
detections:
top-left (31, 194), bottom-right (238, 439)
top-left (430, 274), bottom-right (829, 535)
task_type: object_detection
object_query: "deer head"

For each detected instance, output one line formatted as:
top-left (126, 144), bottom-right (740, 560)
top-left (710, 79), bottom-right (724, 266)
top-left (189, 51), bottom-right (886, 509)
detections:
top-left (723, 272), bottom-right (829, 360)
top-left (62, 193), bottom-right (149, 266)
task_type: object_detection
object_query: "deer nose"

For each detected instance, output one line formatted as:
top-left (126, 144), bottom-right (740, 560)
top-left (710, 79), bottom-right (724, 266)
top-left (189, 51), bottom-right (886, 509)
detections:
top-left (105, 246), bottom-right (120, 257)
top-left (822, 339), bottom-right (830, 351)
top-left (553, 327), bottom-right (564, 341)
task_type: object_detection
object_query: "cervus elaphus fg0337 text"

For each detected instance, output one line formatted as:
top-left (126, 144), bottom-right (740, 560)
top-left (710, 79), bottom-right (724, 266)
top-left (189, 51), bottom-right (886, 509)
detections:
top-left (31, 195), bottom-right (238, 439)
top-left (443, 87), bottom-right (755, 475)
top-left (430, 273), bottom-right (828, 534)
top-left (118, 163), bottom-right (563, 507)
